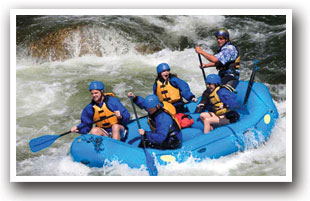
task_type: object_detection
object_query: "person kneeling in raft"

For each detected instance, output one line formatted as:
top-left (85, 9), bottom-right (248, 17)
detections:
top-left (128, 92), bottom-right (182, 149)
top-left (71, 81), bottom-right (130, 140)
top-left (195, 74), bottom-right (240, 134)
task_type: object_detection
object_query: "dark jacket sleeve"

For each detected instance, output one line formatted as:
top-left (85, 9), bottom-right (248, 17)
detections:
top-left (145, 112), bottom-right (173, 144)
top-left (218, 88), bottom-right (238, 108)
top-left (170, 76), bottom-right (195, 101)
top-left (107, 97), bottom-right (131, 124)
top-left (153, 82), bottom-right (157, 95)
top-left (198, 89), bottom-right (210, 106)
top-left (77, 104), bottom-right (94, 134)
top-left (134, 96), bottom-right (147, 110)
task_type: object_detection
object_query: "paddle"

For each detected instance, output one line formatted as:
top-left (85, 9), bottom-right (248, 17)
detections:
top-left (198, 53), bottom-right (207, 86)
top-left (243, 59), bottom-right (259, 105)
top-left (129, 97), bottom-right (158, 176)
top-left (29, 131), bottom-right (71, 153)
top-left (29, 114), bottom-right (115, 153)
top-left (193, 53), bottom-right (208, 113)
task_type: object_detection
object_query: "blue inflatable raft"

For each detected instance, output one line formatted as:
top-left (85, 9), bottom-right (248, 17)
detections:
top-left (70, 81), bottom-right (279, 169)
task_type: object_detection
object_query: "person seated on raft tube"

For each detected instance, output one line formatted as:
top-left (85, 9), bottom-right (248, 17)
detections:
top-left (71, 81), bottom-right (130, 140)
top-left (128, 92), bottom-right (182, 150)
top-left (153, 63), bottom-right (197, 113)
top-left (195, 28), bottom-right (240, 89)
top-left (195, 74), bottom-right (240, 134)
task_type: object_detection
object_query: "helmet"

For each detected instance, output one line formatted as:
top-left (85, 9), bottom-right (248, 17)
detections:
top-left (89, 81), bottom-right (104, 91)
top-left (215, 28), bottom-right (230, 40)
top-left (144, 94), bottom-right (160, 109)
top-left (206, 74), bottom-right (221, 85)
top-left (156, 63), bottom-right (171, 74)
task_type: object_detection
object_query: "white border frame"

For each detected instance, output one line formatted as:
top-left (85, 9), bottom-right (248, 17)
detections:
top-left (10, 9), bottom-right (292, 182)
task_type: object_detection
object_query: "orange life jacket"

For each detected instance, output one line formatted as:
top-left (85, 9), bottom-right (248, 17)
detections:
top-left (156, 79), bottom-right (181, 103)
top-left (92, 93), bottom-right (119, 128)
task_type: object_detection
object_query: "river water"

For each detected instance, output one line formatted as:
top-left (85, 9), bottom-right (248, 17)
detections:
top-left (15, 14), bottom-right (287, 177)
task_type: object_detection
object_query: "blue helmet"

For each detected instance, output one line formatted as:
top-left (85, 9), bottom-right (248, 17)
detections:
top-left (215, 28), bottom-right (230, 40)
top-left (144, 94), bottom-right (160, 109)
top-left (89, 81), bottom-right (104, 91)
top-left (206, 74), bottom-right (221, 85)
top-left (156, 63), bottom-right (171, 74)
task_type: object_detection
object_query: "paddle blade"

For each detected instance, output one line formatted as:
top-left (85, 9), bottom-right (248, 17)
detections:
top-left (29, 135), bottom-right (61, 152)
top-left (143, 148), bottom-right (158, 176)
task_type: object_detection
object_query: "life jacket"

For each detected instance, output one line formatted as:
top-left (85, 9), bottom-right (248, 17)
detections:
top-left (156, 77), bottom-right (181, 104)
top-left (209, 84), bottom-right (235, 116)
top-left (175, 113), bottom-right (194, 128)
top-left (147, 101), bottom-right (181, 133)
top-left (92, 93), bottom-right (119, 128)
top-left (216, 42), bottom-right (240, 78)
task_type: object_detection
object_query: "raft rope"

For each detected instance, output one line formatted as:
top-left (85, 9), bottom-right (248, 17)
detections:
top-left (82, 136), bottom-right (105, 153)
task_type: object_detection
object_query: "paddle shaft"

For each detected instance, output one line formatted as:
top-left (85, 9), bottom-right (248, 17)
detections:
top-left (198, 54), bottom-right (207, 85)
top-left (129, 97), bottom-right (142, 131)
top-left (65, 114), bottom-right (116, 135)
top-left (59, 131), bottom-right (72, 137)
top-left (129, 97), bottom-right (146, 153)
top-left (243, 60), bottom-right (259, 105)
top-left (129, 96), bottom-right (158, 176)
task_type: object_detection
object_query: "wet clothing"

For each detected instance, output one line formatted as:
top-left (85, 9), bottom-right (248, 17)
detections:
top-left (134, 96), bottom-right (182, 149)
top-left (77, 95), bottom-right (130, 134)
top-left (215, 42), bottom-right (240, 88)
top-left (153, 75), bottom-right (195, 113)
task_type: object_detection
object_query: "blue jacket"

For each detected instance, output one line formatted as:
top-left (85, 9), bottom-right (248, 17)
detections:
top-left (153, 75), bottom-right (195, 106)
top-left (77, 96), bottom-right (130, 134)
top-left (217, 87), bottom-right (238, 108)
top-left (134, 96), bottom-right (182, 145)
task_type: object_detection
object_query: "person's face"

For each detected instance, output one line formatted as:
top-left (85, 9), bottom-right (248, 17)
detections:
top-left (91, 90), bottom-right (103, 102)
top-left (160, 70), bottom-right (170, 80)
top-left (147, 106), bottom-right (158, 114)
top-left (217, 36), bottom-right (227, 47)
top-left (207, 83), bottom-right (216, 91)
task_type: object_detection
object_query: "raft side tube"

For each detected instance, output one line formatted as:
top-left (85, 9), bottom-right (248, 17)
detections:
top-left (71, 135), bottom-right (150, 168)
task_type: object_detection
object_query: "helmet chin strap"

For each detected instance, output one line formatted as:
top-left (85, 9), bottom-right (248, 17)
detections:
top-left (100, 90), bottom-right (105, 100)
